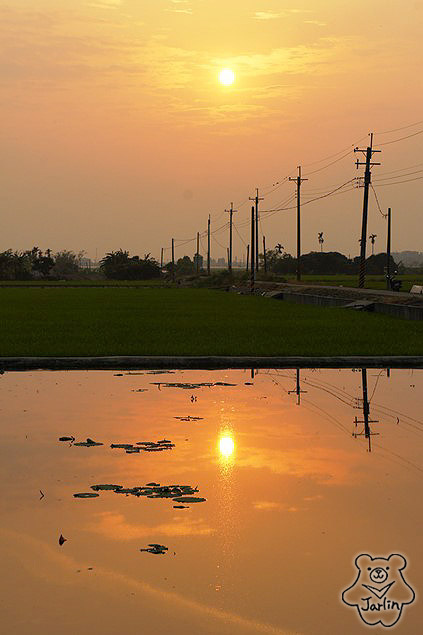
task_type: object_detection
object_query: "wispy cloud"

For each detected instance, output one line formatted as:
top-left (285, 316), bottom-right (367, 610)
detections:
top-left (254, 11), bottom-right (284, 21)
top-left (88, 0), bottom-right (122, 9)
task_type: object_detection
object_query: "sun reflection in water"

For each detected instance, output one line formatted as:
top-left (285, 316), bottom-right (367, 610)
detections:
top-left (219, 435), bottom-right (235, 459)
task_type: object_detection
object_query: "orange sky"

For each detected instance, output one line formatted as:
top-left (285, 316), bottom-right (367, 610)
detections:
top-left (1, 1), bottom-right (422, 262)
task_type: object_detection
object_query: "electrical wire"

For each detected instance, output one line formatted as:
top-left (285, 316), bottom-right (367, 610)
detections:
top-left (378, 129), bottom-right (423, 146)
top-left (375, 119), bottom-right (423, 135)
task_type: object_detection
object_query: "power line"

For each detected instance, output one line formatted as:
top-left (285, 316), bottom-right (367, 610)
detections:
top-left (378, 128), bottom-right (423, 146)
top-left (375, 119), bottom-right (423, 135)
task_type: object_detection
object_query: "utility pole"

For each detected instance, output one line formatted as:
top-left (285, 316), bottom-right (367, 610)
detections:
top-left (263, 236), bottom-right (267, 273)
top-left (246, 245), bottom-right (250, 271)
top-left (289, 166), bottom-right (307, 281)
top-left (207, 215), bottom-right (211, 276)
top-left (354, 133), bottom-right (381, 288)
top-left (250, 205), bottom-right (255, 293)
top-left (249, 189), bottom-right (263, 272)
top-left (288, 369), bottom-right (307, 406)
top-left (160, 247), bottom-right (164, 269)
top-left (171, 238), bottom-right (175, 282)
top-left (196, 232), bottom-right (200, 275)
top-left (386, 207), bottom-right (391, 290)
top-left (225, 202), bottom-right (238, 273)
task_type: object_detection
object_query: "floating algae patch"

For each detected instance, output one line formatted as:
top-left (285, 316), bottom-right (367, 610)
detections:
top-left (73, 438), bottom-right (103, 447)
top-left (174, 416), bottom-right (204, 422)
top-left (140, 544), bottom-right (168, 555)
top-left (58, 436), bottom-right (75, 442)
top-left (90, 484), bottom-right (122, 491)
top-left (172, 496), bottom-right (206, 503)
top-left (73, 492), bottom-right (100, 498)
top-left (111, 439), bottom-right (175, 454)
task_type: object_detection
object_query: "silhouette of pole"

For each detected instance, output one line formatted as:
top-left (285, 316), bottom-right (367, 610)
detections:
top-left (288, 369), bottom-right (307, 405)
top-left (225, 202), bottom-right (237, 273)
top-left (196, 232), bottom-right (200, 275)
top-left (289, 166), bottom-right (307, 281)
top-left (250, 189), bottom-right (263, 273)
top-left (246, 244), bottom-right (250, 271)
top-left (171, 238), bottom-right (175, 282)
top-left (250, 205), bottom-right (255, 293)
top-left (361, 368), bottom-right (371, 451)
top-left (263, 236), bottom-right (267, 273)
top-left (207, 215), bottom-right (211, 276)
top-left (386, 207), bottom-right (391, 290)
top-left (354, 134), bottom-right (381, 288)
top-left (160, 247), bottom-right (164, 269)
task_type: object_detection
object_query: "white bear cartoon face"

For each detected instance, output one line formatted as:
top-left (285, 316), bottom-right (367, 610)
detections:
top-left (342, 554), bottom-right (415, 627)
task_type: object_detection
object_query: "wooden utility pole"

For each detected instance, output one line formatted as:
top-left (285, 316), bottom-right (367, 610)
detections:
top-left (250, 205), bottom-right (255, 292)
top-left (354, 133), bottom-right (381, 288)
top-left (171, 238), bottom-right (175, 282)
top-left (160, 247), bottom-right (164, 269)
top-left (246, 244), bottom-right (249, 271)
top-left (249, 189), bottom-right (263, 272)
top-left (386, 207), bottom-right (391, 290)
top-left (263, 236), bottom-right (267, 273)
top-left (225, 202), bottom-right (238, 273)
top-left (289, 166), bottom-right (307, 281)
top-left (196, 232), bottom-right (200, 274)
top-left (207, 215), bottom-right (211, 276)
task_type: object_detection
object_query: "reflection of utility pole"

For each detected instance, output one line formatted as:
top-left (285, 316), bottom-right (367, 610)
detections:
top-left (354, 134), bottom-right (381, 288)
top-left (249, 189), bottom-right (263, 272)
top-left (263, 236), bottom-right (267, 273)
top-left (288, 369), bottom-right (307, 405)
top-left (196, 232), bottom-right (200, 275)
top-left (246, 244), bottom-right (249, 271)
top-left (352, 368), bottom-right (379, 452)
top-left (289, 167), bottom-right (307, 281)
top-left (225, 202), bottom-right (238, 273)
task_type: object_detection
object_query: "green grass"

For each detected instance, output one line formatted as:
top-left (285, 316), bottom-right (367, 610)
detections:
top-left (283, 274), bottom-right (423, 293)
top-left (0, 279), bottom-right (165, 287)
top-left (0, 287), bottom-right (422, 357)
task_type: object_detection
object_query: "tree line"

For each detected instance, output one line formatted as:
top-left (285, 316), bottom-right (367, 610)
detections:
top-left (0, 247), bottom-right (398, 280)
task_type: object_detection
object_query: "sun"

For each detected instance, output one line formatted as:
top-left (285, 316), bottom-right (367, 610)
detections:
top-left (218, 68), bottom-right (235, 86)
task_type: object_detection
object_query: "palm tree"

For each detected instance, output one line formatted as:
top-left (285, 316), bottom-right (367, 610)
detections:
top-left (318, 232), bottom-right (324, 252)
top-left (275, 243), bottom-right (284, 254)
top-left (369, 234), bottom-right (377, 255)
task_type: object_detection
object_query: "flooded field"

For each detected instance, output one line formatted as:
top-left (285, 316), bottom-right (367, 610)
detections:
top-left (1, 368), bottom-right (421, 634)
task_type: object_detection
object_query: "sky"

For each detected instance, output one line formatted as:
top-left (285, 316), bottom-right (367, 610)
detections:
top-left (1, 0), bottom-right (422, 262)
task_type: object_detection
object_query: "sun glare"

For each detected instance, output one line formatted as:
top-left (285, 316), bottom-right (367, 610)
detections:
top-left (219, 435), bottom-right (235, 457)
top-left (218, 68), bottom-right (235, 86)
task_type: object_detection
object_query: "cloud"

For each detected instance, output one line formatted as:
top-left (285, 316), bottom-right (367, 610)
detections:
top-left (254, 12), bottom-right (284, 21)
top-left (304, 20), bottom-right (327, 27)
top-left (88, 511), bottom-right (215, 540)
top-left (89, 0), bottom-right (122, 8)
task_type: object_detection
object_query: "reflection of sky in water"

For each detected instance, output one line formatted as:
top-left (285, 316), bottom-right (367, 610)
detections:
top-left (0, 368), bottom-right (422, 635)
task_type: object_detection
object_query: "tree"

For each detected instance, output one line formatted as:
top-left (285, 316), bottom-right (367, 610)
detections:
top-left (50, 251), bottom-right (83, 277)
top-left (100, 250), bottom-right (161, 280)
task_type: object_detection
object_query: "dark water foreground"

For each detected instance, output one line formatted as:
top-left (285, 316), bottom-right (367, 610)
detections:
top-left (1, 369), bottom-right (421, 634)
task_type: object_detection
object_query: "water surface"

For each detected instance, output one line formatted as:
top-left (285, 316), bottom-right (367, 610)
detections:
top-left (1, 368), bottom-right (421, 634)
